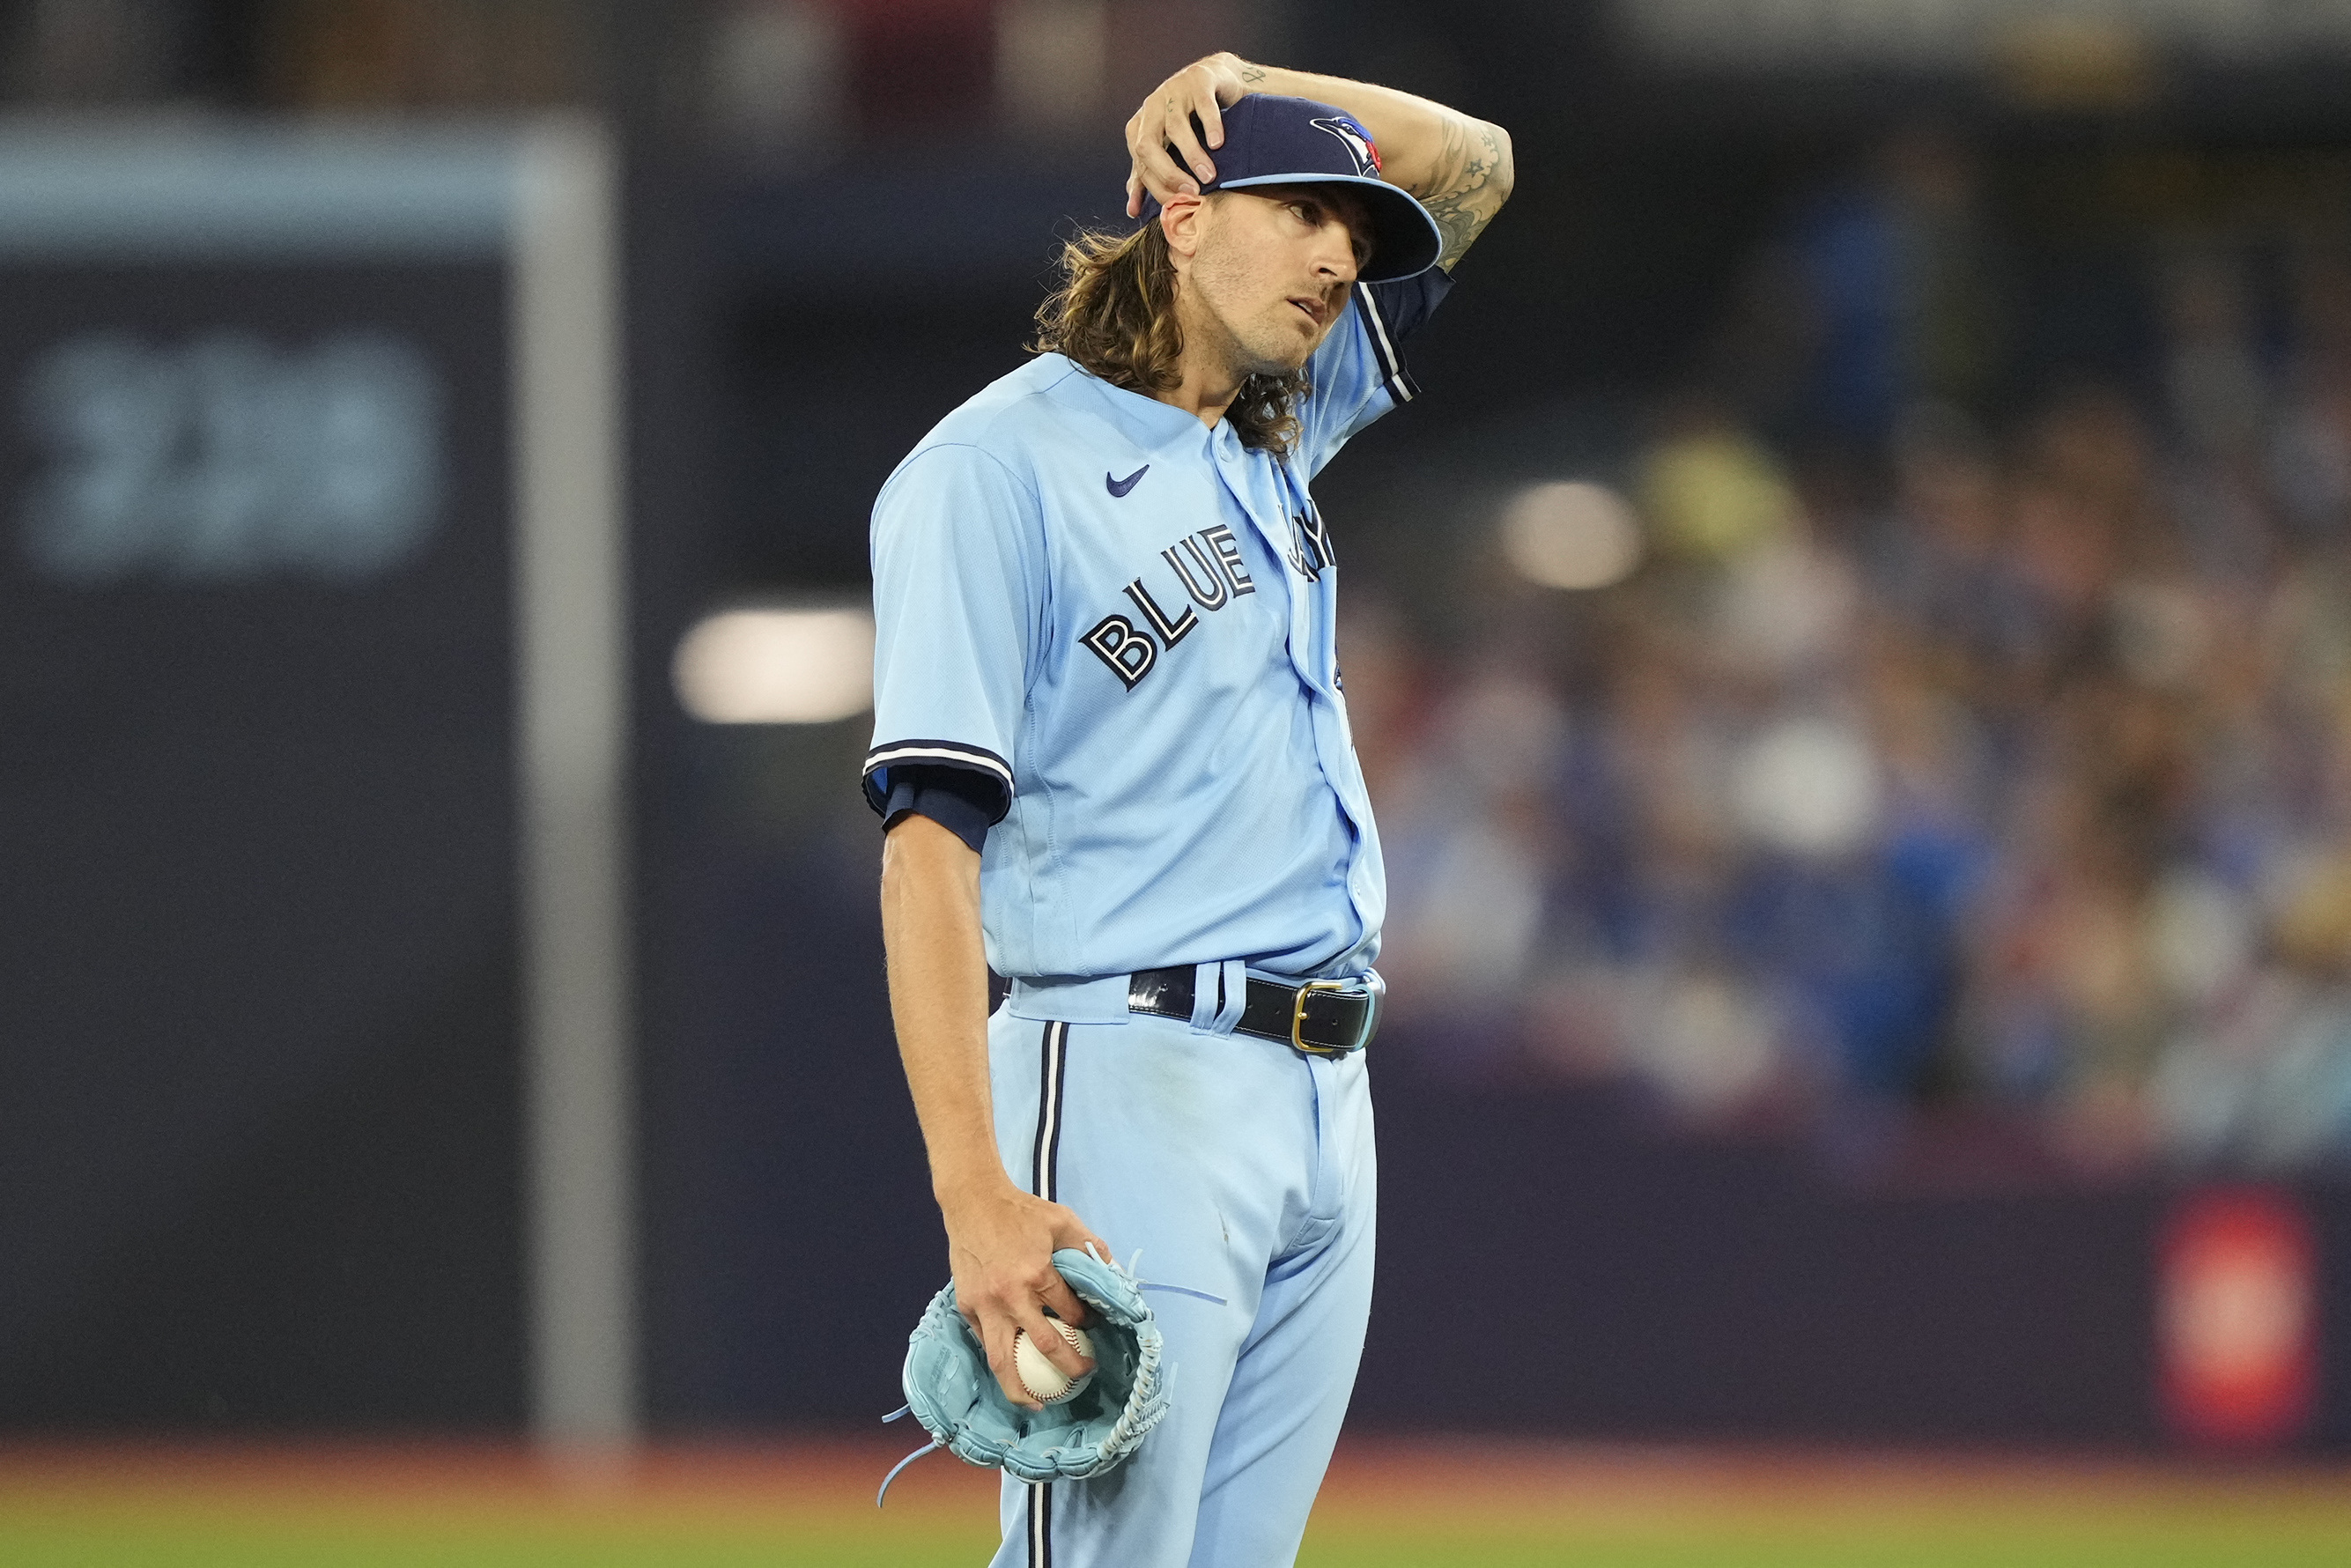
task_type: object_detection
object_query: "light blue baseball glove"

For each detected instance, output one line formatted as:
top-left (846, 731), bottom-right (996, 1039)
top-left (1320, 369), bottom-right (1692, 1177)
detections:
top-left (880, 1246), bottom-right (1171, 1501)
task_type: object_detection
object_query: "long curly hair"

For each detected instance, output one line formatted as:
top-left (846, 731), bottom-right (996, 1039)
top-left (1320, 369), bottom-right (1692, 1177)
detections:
top-left (1031, 217), bottom-right (1306, 455)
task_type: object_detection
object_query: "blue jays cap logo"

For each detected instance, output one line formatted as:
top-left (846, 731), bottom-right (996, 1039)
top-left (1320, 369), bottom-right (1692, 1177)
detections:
top-left (1309, 115), bottom-right (1382, 177)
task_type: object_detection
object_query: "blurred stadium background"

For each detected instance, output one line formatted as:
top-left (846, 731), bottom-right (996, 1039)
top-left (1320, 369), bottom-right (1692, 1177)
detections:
top-left (8, 0), bottom-right (2351, 1561)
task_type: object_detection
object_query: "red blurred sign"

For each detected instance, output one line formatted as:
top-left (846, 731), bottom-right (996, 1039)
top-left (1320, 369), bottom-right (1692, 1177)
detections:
top-left (2157, 1187), bottom-right (2318, 1448)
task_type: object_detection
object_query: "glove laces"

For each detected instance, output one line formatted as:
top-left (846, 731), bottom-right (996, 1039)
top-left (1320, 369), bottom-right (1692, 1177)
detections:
top-left (875, 1405), bottom-right (940, 1507)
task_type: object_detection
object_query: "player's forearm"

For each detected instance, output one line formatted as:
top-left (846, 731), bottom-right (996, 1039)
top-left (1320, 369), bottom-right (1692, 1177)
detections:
top-left (879, 813), bottom-right (1008, 1202)
top-left (1226, 56), bottom-right (1513, 268)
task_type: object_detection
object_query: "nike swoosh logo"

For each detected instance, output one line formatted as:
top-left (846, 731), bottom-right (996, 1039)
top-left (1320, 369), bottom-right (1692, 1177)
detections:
top-left (1106, 465), bottom-right (1150, 498)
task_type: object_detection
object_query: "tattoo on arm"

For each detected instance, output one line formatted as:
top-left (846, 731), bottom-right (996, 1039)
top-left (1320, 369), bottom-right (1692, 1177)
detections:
top-left (1414, 117), bottom-right (1514, 270)
top-left (1239, 64), bottom-right (1266, 84)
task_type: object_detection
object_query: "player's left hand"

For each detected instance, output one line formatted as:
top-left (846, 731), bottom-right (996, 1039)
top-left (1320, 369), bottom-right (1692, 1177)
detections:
top-left (1126, 52), bottom-right (1253, 218)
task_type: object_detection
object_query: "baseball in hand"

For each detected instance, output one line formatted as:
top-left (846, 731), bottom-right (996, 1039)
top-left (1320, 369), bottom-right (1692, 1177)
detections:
top-left (1013, 1320), bottom-right (1096, 1404)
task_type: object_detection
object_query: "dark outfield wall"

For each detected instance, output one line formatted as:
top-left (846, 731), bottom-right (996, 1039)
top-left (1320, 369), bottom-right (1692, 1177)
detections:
top-left (0, 261), bottom-right (523, 1431)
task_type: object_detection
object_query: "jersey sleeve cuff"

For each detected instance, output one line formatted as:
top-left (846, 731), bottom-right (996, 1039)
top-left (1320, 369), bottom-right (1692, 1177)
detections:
top-left (861, 739), bottom-right (1014, 822)
top-left (1359, 270), bottom-right (1454, 403)
top-left (880, 773), bottom-right (994, 854)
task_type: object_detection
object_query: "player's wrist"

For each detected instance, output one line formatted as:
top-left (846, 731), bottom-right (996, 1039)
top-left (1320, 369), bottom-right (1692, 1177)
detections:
top-left (933, 1159), bottom-right (1019, 1214)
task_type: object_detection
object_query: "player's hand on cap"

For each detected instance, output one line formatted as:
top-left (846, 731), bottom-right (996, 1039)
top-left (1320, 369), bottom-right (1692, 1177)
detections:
top-left (943, 1180), bottom-right (1111, 1410)
top-left (1125, 51), bottom-right (1252, 218)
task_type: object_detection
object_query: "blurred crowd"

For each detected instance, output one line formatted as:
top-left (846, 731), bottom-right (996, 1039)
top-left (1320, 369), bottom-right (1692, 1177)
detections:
top-left (1360, 137), bottom-right (2351, 1178)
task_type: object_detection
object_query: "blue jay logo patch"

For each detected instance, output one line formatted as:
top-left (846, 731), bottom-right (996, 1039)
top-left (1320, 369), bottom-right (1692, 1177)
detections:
top-left (1310, 116), bottom-right (1382, 178)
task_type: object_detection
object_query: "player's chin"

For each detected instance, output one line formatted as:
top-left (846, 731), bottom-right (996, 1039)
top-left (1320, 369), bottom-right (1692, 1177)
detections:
top-left (1250, 329), bottom-right (1319, 376)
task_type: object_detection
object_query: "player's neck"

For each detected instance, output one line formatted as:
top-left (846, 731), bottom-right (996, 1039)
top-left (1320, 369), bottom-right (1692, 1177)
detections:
top-left (1157, 289), bottom-right (1249, 431)
top-left (1157, 354), bottom-right (1244, 431)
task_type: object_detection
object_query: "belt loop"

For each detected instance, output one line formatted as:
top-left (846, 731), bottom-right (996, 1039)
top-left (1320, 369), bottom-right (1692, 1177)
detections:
top-left (1212, 958), bottom-right (1248, 1035)
top-left (1187, 961), bottom-right (1221, 1032)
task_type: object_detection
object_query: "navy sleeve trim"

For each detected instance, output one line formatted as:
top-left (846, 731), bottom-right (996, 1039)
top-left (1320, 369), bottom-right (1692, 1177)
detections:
top-left (861, 739), bottom-right (1013, 821)
top-left (881, 768), bottom-right (994, 854)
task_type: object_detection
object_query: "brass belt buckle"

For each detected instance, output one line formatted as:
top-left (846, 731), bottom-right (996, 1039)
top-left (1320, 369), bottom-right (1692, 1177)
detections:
top-left (1291, 979), bottom-right (1355, 1057)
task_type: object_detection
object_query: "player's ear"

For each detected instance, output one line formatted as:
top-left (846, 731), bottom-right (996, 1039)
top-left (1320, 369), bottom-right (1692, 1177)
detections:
top-left (1159, 194), bottom-right (1207, 264)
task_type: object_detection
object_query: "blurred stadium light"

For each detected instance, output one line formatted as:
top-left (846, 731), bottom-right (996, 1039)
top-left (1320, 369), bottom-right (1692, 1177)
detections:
top-left (673, 604), bottom-right (876, 723)
top-left (1497, 479), bottom-right (1645, 590)
top-left (1729, 715), bottom-right (1885, 858)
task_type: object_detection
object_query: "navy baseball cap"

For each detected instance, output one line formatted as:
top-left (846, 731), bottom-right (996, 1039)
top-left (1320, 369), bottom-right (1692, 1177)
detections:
top-left (1142, 93), bottom-right (1444, 283)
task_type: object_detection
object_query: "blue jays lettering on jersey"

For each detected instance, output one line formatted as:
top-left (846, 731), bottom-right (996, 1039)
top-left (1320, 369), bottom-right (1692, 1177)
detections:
top-left (864, 270), bottom-right (1450, 995)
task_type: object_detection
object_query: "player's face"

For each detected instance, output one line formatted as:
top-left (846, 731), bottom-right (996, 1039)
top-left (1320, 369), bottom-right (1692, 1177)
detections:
top-left (1185, 187), bottom-right (1372, 377)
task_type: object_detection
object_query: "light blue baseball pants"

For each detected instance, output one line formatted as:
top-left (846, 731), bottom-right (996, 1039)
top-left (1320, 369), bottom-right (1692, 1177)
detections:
top-left (982, 999), bottom-right (1377, 1568)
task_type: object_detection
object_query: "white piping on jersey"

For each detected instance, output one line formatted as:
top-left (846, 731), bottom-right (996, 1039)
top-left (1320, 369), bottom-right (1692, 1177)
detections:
top-left (1030, 1479), bottom-right (1054, 1565)
top-left (1031, 1021), bottom-right (1067, 1202)
top-left (863, 740), bottom-right (1014, 786)
top-left (1024, 1022), bottom-right (1068, 1568)
top-left (1357, 286), bottom-right (1410, 403)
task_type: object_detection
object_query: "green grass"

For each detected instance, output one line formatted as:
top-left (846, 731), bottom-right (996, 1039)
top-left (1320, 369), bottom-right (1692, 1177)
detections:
top-left (1300, 1518), bottom-right (2351, 1568)
top-left (0, 1512), bottom-right (986, 1567)
top-left (4, 1508), bottom-right (2349, 1567)
top-left (7, 1442), bottom-right (2351, 1567)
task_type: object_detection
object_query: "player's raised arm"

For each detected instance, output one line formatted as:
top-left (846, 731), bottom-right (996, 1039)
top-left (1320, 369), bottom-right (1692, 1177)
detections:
top-left (1123, 53), bottom-right (1514, 271)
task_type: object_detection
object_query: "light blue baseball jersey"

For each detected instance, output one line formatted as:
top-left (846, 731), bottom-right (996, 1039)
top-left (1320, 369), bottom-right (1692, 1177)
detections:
top-left (863, 271), bottom-right (1449, 986)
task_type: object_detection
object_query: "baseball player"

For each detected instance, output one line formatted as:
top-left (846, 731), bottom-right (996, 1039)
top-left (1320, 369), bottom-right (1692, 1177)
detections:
top-left (867, 50), bottom-right (1512, 1567)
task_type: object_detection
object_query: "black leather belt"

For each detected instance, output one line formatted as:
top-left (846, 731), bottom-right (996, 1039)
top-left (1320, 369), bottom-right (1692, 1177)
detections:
top-left (1127, 966), bottom-right (1384, 1057)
